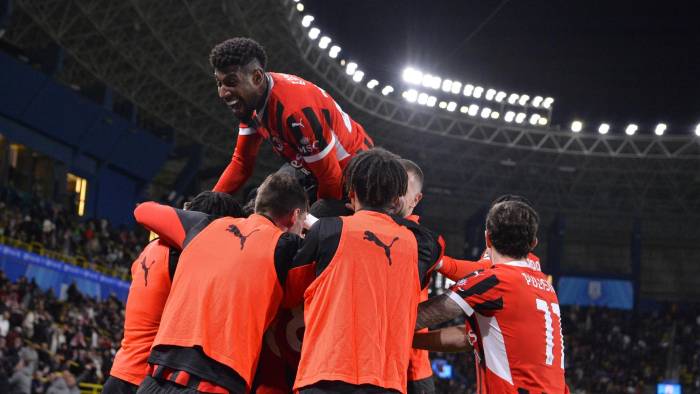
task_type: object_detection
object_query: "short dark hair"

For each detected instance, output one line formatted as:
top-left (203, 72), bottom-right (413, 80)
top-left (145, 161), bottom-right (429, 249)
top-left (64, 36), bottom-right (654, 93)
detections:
top-left (400, 159), bottom-right (424, 189)
top-left (343, 148), bottom-right (407, 211)
top-left (486, 201), bottom-right (539, 259)
top-left (209, 37), bottom-right (267, 70)
top-left (188, 191), bottom-right (243, 218)
top-left (255, 173), bottom-right (309, 219)
top-left (491, 194), bottom-right (533, 208)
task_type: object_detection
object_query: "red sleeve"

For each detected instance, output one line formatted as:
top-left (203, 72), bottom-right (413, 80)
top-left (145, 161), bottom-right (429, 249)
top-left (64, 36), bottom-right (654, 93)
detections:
top-left (213, 128), bottom-right (263, 194)
top-left (448, 269), bottom-right (504, 317)
top-left (133, 202), bottom-right (186, 249)
top-left (282, 263), bottom-right (316, 308)
top-left (439, 256), bottom-right (492, 281)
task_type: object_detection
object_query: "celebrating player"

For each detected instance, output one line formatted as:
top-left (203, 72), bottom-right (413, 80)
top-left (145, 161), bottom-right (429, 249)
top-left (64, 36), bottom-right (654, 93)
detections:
top-left (210, 37), bottom-right (373, 201)
top-left (414, 200), bottom-right (568, 393)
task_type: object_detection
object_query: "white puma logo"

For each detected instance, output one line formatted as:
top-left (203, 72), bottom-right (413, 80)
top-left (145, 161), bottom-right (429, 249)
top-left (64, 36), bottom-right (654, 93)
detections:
top-left (290, 121), bottom-right (304, 128)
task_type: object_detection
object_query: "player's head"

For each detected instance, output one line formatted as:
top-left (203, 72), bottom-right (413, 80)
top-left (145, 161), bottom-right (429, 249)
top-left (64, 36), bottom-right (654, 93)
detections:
top-left (187, 191), bottom-right (243, 218)
top-left (398, 159), bottom-right (424, 217)
top-left (343, 148), bottom-right (408, 212)
top-left (210, 37), bottom-right (268, 124)
top-left (255, 172), bottom-right (309, 235)
top-left (485, 200), bottom-right (539, 260)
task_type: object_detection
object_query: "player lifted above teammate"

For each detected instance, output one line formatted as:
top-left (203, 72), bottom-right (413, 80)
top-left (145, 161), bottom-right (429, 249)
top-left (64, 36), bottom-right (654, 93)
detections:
top-left (210, 37), bottom-right (373, 201)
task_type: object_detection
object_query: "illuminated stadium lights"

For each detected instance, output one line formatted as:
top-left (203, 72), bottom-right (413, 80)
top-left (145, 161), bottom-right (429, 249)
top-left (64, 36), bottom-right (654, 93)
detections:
top-left (654, 123), bottom-right (667, 136)
top-left (532, 96), bottom-right (543, 107)
top-left (318, 36), bottom-right (331, 49)
top-left (381, 85), bottom-right (394, 96)
top-left (426, 96), bottom-right (437, 107)
top-left (402, 67), bottom-right (423, 85)
top-left (473, 86), bottom-right (484, 98)
top-left (328, 45), bottom-right (341, 58)
top-left (515, 112), bottom-right (527, 124)
top-left (446, 101), bottom-right (457, 112)
top-left (345, 62), bottom-right (357, 75)
top-left (403, 89), bottom-right (418, 103)
top-left (366, 79), bottom-right (379, 89)
top-left (598, 123), bottom-right (610, 135)
top-left (441, 79), bottom-right (453, 92)
top-left (571, 120), bottom-right (583, 132)
top-left (430, 76), bottom-right (441, 90)
top-left (518, 94), bottom-right (530, 106)
top-left (296, 3), bottom-right (305, 12)
top-left (463, 84), bottom-right (474, 97)
top-left (468, 104), bottom-right (479, 117)
top-left (481, 107), bottom-right (492, 119)
top-left (504, 111), bottom-right (516, 122)
top-left (421, 73), bottom-right (434, 88)
top-left (485, 89), bottom-right (496, 101)
top-left (529, 113), bottom-right (540, 125)
top-left (695, 124), bottom-right (700, 136)
top-left (625, 124), bottom-right (638, 136)
top-left (451, 81), bottom-right (462, 95)
top-left (507, 93), bottom-right (519, 105)
top-left (438, 101), bottom-right (447, 109)
top-left (460, 105), bottom-right (469, 114)
top-left (491, 111), bottom-right (500, 119)
top-left (495, 91), bottom-right (507, 102)
top-left (417, 92), bottom-right (429, 105)
top-left (543, 97), bottom-right (554, 109)
top-left (301, 15), bottom-right (315, 27)
top-left (352, 70), bottom-right (364, 83)
top-left (538, 117), bottom-right (548, 126)
top-left (308, 27), bottom-right (321, 40)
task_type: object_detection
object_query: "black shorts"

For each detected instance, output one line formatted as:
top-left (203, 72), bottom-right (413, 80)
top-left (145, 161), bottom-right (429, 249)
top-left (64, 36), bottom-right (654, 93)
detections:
top-left (136, 376), bottom-right (199, 394)
top-left (299, 380), bottom-right (400, 394)
top-left (103, 376), bottom-right (138, 394)
top-left (407, 377), bottom-right (435, 394)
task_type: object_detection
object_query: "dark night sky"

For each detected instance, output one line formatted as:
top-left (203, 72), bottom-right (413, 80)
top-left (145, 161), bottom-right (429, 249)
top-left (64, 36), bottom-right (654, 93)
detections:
top-left (303, 0), bottom-right (700, 135)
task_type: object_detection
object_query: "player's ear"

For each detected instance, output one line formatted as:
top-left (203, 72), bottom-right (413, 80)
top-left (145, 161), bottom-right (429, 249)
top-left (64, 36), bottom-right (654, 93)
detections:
top-left (485, 231), bottom-right (492, 248)
top-left (414, 192), bottom-right (423, 206)
top-left (252, 68), bottom-right (264, 86)
top-left (530, 237), bottom-right (538, 251)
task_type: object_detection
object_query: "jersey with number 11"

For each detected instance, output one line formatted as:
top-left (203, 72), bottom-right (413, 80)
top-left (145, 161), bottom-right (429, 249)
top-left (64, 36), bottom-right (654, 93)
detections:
top-left (448, 260), bottom-right (568, 393)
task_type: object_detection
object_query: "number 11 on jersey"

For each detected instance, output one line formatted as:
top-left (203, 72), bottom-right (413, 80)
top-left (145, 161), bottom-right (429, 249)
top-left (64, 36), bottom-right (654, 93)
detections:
top-left (536, 298), bottom-right (565, 369)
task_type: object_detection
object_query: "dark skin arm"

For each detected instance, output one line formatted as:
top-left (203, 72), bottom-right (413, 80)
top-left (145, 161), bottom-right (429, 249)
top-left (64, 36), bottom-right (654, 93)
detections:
top-left (415, 293), bottom-right (466, 330)
top-left (413, 325), bottom-right (470, 353)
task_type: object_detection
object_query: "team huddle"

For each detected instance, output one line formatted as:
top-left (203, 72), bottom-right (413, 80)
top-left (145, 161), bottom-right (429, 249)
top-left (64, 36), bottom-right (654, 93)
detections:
top-left (102, 38), bottom-right (567, 394)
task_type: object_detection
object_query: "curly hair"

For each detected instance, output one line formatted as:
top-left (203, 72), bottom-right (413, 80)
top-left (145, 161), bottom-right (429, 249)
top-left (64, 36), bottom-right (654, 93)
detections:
top-left (343, 148), bottom-right (407, 211)
top-left (486, 200), bottom-right (539, 259)
top-left (187, 191), bottom-right (243, 218)
top-left (209, 37), bottom-right (267, 70)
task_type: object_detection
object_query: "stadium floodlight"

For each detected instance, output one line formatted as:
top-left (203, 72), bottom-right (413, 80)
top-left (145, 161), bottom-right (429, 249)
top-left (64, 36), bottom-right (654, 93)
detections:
top-left (538, 116), bottom-right (548, 126)
top-left (625, 124), bottom-right (638, 136)
top-left (468, 104), bottom-right (479, 117)
top-left (463, 84), bottom-right (474, 97)
top-left (571, 120), bottom-right (583, 132)
top-left (695, 124), bottom-right (700, 136)
top-left (515, 112), bottom-right (526, 124)
top-left (504, 111), bottom-right (516, 122)
top-left (532, 96), bottom-right (543, 107)
top-left (421, 73), bottom-right (434, 88)
top-left (441, 79), bottom-right (453, 92)
top-left (352, 70), bottom-right (364, 83)
top-left (446, 101), bottom-right (457, 112)
top-left (329, 45), bottom-right (341, 58)
top-left (481, 107), bottom-right (492, 119)
top-left (598, 123), bottom-right (610, 134)
top-left (451, 81), bottom-right (462, 95)
top-left (430, 76), bottom-right (441, 90)
top-left (301, 15), bottom-right (315, 27)
top-left (318, 36), bottom-right (331, 49)
top-left (308, 27), bottom-right (321, 40)
top-left (366, 79), bottom-right (379, 89)
top-left (518, 94), bottom-right (530, 106)
top-left (403, 89), bottom-right (418, 103)
top-left (405, 68), bottom-right (423, 85)
top-left (417, 92), bottom-right (429, 105)
top-left (495, 91), bottom-right (507, 102)
top-left (438, 101), bottom-right (447, 109)
top-left (654, 123), bottom-right (666, 136)
top-left (473, 86), bottom-right (484, 99)
top-left (507, 93), bottom-right (519, 105)
top-left (529, 113), bottom-right (540, 125)
top-left (485, 89), bottom-right (496, 101)
top-left (543, 97), bottom-right (554, 109)
top-left (426, 96), bottom-right (437, 107)
top-left (491, 111), bottom-right (500, 119)
top-left (381, 85), bottom-right (394, 95)
top-left (460, 105), bottom-right (469, 114)
top-left (296, 3), bottom-right (304, 12)
top-left (345, 62), bottom-right (358, 75)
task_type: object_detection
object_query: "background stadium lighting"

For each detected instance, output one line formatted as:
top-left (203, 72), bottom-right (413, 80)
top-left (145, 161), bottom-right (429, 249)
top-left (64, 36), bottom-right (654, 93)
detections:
top-left (518, 94), bottom-right (530, 106)
top-left (403, 89), bottom-right (418, 103)
top-left (468, 104), bottom-right (479, 117)
top-left (463, 84), bottom-right (474, 97)
top-left (402, 67), bottom-right (423, 84)
top-left (430, 76), bottom-right (441, 90)
top-left (345, 62), bottom-right (357, 75)
top-left (473, 86), bottom-right (484, 98)
top-left (529, 113), bottom-right (540, 125)
top-left (318, 36), bottom-right (331, 49)
top-left (417, 92), bottom-right (429, 105)
top-left (301, 15), bottom-right (314, 27)
top-left (598, 123), bottom-right (610, 134)
top-left (426, 96), bottom-right (437, 107)
top-left (543, 97), bottom-right (554, 109)
top-left (696, 124), bottom-right (700, 136)
top-left (308, 27), bottom-right (320, 40)
top-left (438, 101), bottom-right (447, 109)
top-left (495, 91), bottom-right (507, 102)
top-left (538, 117), bottom-right (548, 126)
top-left (571, 120), bottom-right (583, 132)
top-left (515, 112), bottom-right (526, 123)
top-left (532, 96), bottom-right (543, 107)
top-left (352, 70), bottom-right (364, 83)
top-left (654, 123), bottom-right (667, 136)
top-left (507, 93), bottom-right (519, 105)
top-left (480, 107), bottom-right (492, 119)
top-left (504, 111), bottom-right (515, 122)
top-left (625, 123), bottom-right (638, 136)
top-left (441, 79), bottom-right (453, 92)
top-left (491, 111), bottom-right (500, 119)
top-left (366, 79), bottom-right (379, 89)
top-left (381, 85), bottom-right (393, 96)
top-left (460, 105), bottom-right (468, 114)
top-left (485, 89), bottom-right (496, 101)
top-left (421, 73), bottom-right (434, 88)
top-left (451, 81), bottom-right (462, 95)
top-left (296, 3), bottom-right (304, 12)
top-left (328, 45), bottom-right (341, 58)
top-left (446, 101), bottom-right (457, 112)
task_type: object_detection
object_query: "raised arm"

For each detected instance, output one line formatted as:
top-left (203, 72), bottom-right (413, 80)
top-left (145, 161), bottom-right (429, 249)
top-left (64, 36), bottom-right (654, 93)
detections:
top-left (133, 202), bottom-right (209, 250)
top-left (438, 256), bottom-right (491, 281)
top-left (413, 325), bottom-right (470, 353)
top-left (212, 128), bottom-right (264, 194)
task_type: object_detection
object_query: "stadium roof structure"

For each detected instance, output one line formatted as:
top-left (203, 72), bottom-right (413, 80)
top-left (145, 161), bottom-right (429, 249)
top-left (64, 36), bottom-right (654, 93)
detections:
top-left (5, 0), bottom-right (700, 231)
